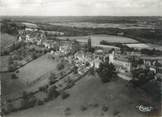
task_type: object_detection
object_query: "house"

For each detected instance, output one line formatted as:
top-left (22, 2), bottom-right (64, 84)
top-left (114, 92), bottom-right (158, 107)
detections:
top-left (22, 22), bottom-right (38, 31)
top-left (18, 36), bottom-right (22, 42)
top-left (93, 57), bottom-right (102, 68)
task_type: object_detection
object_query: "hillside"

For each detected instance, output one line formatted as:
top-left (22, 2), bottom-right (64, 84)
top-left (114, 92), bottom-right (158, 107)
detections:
top-left (6, 74), bottom-right (159, 117)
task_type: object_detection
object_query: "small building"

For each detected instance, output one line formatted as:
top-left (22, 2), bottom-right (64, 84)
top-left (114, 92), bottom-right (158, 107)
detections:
top-left (109, 51), bottom-right (132, 73)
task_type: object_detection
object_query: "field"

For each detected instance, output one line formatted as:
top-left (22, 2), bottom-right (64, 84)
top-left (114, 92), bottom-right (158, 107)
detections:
top-left (0, 32), bottom-right (17, 51)
top-left (17, 54), bottom-right (57, 83)
top-left (1, 72), bottom-right (26, 99)
top-left (59, 34), bottom-right (162, 51)
top-left (126, 43), bottom-right (150, 49)
top-left (50, 22), bottom-right (153, 29)
top-left (126, 43), bottom-right (162, 50)
top-left (58, 34), bottom-right (138, 46)
top-left (1, 54), bottom-right (59, 100)
top-left (6, 74), bottom-right (160, 117)
top-left (148, 44), bottom-right (162, 51)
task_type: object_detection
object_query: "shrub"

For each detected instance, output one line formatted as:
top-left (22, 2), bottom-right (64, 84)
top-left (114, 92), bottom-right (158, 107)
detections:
top-left (61, 92), bottom-right (70, 100)
top-left (89, 67), bottom-right (95, 76)
top-left (113, 110), bottom-right (120, 116)
top-left (37, 100), bottom-right (44, 105)
top-left (15, 70), bottom-right (19, 73)
top-left (100, 112), bottom-right (104, 116)
top-left (65, 107), bottom-right (71, 111)
top-left (66, 82), bottom-right (75, 89)
top-left (97, 62), bottom-right (117, 83)
top-left (6, 103), bottom-right (14, 113)
top-left (89, 103), bottom-right (99, 108)
top-left (11, 74), bottom-right (18, 79)
top-left (80, 105), bottom-right (88, 111)
top-left (47, 86), bottom-right (59, 100)
top-left (49, 73), bottom-right (57, 85)
top-left (21, 92), bottom-right (37, 109)
top-left (64, 107), bottom-right (71, 116)
top-left (39, 85), bottom-right (48, 92)
top-left (102, 105), bottom-right (109, 112)
top-left (43, 98), bottom-right (49, 102)
top-left (73, 66), bottom-right (78, 74)
top-left (2, 108), bottom-right (9, 115)
top-left (57, 63), bottom-right (64, 70)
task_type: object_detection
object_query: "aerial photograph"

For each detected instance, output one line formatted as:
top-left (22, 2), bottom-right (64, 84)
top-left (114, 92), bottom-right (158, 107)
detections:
top-left (0, 0), bottom-right (162, 117)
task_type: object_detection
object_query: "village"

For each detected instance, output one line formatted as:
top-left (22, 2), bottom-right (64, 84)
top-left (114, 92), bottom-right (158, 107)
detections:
top-left (1, 22), bottom-right (162, 117)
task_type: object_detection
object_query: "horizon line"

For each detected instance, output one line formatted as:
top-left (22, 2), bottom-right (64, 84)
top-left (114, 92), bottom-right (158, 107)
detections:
top-left (1, 15), bottom-right (162, 17)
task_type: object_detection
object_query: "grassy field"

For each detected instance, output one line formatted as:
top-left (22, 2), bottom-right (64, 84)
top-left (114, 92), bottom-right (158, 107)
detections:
top-left (0, 32), bottom-right (17, 51)
top-left (6, 74), bottom-right (159, 117)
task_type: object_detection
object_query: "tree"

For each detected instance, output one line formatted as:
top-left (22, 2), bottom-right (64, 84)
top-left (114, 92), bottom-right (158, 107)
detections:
top-left (11, 74), bottom-right (18, 79)
top-left (129, 56), bottom-right (144, 68)
top-left (97, 61), bottom-right (117, 83)
top-left (89, 67), bottom-right (95, 76)
top-left (130, 68), bottom-right (155, 87)
top-left (47, 85), bottom-right (59, 100)
top-left (49, 73), bottom-right (57, 84)
top-left (73, 66), bottom-right (78, 74)
top-left (87, 38), bottom-right (92, 52)
top-left (57, 63), bottom-right (65, 70)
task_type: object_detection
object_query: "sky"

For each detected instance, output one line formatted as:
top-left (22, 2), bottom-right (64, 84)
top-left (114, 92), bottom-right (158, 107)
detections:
top-left (0, 0), bottom-right (162, 16)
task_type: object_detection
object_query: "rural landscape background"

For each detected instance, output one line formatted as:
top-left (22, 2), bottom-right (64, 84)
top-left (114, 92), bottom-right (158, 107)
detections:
top-left (0, 15), bottom-right (162, 117)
